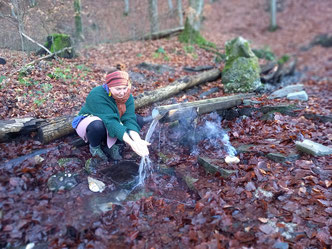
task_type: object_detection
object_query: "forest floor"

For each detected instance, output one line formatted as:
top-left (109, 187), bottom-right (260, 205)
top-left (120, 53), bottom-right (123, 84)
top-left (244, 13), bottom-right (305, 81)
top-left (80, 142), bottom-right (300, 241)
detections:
top-left (0, 0), bottom-right (331, 248)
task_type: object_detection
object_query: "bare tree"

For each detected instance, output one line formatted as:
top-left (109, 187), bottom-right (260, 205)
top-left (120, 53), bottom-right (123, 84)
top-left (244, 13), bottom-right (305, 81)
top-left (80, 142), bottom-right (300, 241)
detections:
top-left (177, 0), bottom-right (183, 26)
top-left (269, 0), bottom-right (277, 30)
top-left (149, 0), bottom-right (159, 33)
top-left (74, 0), bottom-right (84, 41)
top-left (10, 0), bottom-right (27, 51)
top-left (187, 0), bottom-right (204, 32)
top-left (124, 0), bottom-right (129, 16)
top-left (168, 0), bottom-right (173, 11)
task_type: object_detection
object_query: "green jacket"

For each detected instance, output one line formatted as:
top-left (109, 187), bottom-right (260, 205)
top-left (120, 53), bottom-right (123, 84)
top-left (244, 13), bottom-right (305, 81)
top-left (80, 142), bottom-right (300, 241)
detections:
top-left (78, 86), bottom-right (140, 141)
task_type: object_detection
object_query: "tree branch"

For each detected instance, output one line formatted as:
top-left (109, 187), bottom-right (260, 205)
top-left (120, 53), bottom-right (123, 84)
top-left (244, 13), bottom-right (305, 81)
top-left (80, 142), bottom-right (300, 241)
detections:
top-left (19, 47), bottom-right (72, 70)
top-left (20, 32), bottom-right (52, 55)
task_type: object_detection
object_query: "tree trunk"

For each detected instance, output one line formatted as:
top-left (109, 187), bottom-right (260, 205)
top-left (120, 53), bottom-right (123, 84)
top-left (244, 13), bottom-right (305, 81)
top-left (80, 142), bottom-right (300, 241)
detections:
top-left (188, 0), bottom-right (204, 32)
top-left (11, 0), bottom-right (26, 51)
top-left (74, 0), bottom-right (84, 41)
top-left (269, 0), bottom-right (277, 30)
top-left (168, 0), bottom-right (173, 11)
top-left (134, 68), bottom-right (221, 109)
top-left (124, 0), bottom-right (130, 15)
top-left (149, 0), bottom-right (159, 34)
top-left (177, 0), bottom-right (183, 26)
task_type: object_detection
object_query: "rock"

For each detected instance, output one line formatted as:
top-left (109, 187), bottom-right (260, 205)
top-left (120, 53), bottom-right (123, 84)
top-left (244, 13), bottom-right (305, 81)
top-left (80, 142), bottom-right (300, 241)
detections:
top-left (183, 175), bottom-right (199, 191)
top-left (236, 144), bottom-right (255, 153)
top-left (287, 91), bottom-right (308, 101)
top-left (222, 37), bottom-right (262, 93)
top-left (34, 155), bottom-right (44, 164)
top-left (225, 155), bottom-right (240, 164)
top-left (47, 172), bottom-right (78, 191)
top-left (304, 113), bottom-right (332, 123)
top-left (137, 62), bottom-right (175, 74)
top-left (58, 157), bottom-right (82, 168)
top-left (87, 176), bottom-right (106, 193)
top-left (295, 139), bottom-right (332, 156)
top-left (199, 87), bottom-right (219, 98)
top-left (197, 157), bottom-right (236, 178)
top-left (311, 33), bottom-right (332, 48)
top-left (273, 242), bottom-right (289, 249)
top-left (129, 71), bottom-right (146, 85)
top-left (37, 33), bottom-right (74, 58)
top-left (268, 84), bottom-right (304, 99)
top-left (266, 153), bottom-right (299, 163)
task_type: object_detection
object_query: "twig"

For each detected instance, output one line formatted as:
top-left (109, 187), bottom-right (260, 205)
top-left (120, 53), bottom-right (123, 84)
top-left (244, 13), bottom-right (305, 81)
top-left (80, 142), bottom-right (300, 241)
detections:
top-left (20, 32), bottom-right (52, 55)
top-left (18, 47), bottom-right (72, 70)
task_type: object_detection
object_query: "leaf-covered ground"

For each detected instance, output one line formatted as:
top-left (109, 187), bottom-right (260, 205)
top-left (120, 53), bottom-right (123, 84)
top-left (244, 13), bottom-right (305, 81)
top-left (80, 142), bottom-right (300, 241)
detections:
top-left (0, 0), bottom-right (331, 248)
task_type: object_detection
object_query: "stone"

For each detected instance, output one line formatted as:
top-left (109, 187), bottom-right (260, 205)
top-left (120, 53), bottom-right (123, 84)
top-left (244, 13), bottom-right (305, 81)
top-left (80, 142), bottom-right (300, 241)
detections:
top-left (197, 156), bottom-right (236, 178)
top-left (273, 242), bottom-right (289, 249)
top-left (222, 37), bottom-right (262, 93)
top-left (295, 139), bottom-right (332, 156)
top-left (183, 175), bottom-right (199, 191)
top-left (287, 91), bottom-right (308, 101)
top-left (267, 153), bottom-right (299, 163)
top-left (47, 172), bottom-right (78, 191)
top-left (37, 33), bottom-right (74, 58)
top-left (58, 157), bottom-right (82, 168)
top-left (268, 84), bottom-right (304, 99)
top-left (199, 87), bottom-right (219, 98)
top-left (225, 155), bottom-right (240, 164)
top-left (87, 176), bottom-right (106, 193)
top-left (137, 62), bottom-right (175, 74)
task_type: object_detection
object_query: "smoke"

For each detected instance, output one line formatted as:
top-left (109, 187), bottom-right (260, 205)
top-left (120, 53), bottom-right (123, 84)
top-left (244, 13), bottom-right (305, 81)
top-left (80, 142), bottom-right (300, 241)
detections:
top-left (172, 112), bottom-right (237, 157)
top-left (199, 113), bottom-right (237, 156)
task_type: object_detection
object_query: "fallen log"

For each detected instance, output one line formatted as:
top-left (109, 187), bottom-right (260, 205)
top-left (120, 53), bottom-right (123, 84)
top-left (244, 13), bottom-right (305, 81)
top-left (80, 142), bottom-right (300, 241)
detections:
top-left (152, 93), bottom-right (255, 122)
top-left (134, 68), bottom-right (221, 109)
top-left (37, 115), bottom-right (75, 144)
top-left (139, 26), bottom-right (184, 40)
top-left (0, 117), bottom-right (45, 142)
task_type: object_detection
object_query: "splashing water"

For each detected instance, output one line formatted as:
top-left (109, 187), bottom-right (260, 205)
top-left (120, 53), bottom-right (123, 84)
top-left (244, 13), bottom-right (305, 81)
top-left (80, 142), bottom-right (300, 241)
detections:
top-left (137, 118), bottom-right (159, 186)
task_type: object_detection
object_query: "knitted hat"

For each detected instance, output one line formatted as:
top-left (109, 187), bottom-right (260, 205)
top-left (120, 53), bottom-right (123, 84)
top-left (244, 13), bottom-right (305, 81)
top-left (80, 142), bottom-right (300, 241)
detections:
top-left (105, 71), bottom-right (129, 87)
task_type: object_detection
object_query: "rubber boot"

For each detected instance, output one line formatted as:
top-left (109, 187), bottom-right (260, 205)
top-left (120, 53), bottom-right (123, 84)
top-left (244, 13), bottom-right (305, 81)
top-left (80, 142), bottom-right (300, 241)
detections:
top-left (89, 144), bottom-right (108, 161)
top-left (103, 144), bottom-right (123, 161)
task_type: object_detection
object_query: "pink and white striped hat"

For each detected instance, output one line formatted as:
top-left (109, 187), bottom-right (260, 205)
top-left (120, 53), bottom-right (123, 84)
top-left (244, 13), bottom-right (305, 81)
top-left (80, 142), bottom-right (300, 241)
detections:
top-left (105, 71), bottom-right (129, 87)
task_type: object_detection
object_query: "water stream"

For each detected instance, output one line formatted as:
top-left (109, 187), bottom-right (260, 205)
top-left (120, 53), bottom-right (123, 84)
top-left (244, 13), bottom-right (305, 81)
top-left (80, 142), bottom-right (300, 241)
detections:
top-left (137, 118), bottom-right (159, 185)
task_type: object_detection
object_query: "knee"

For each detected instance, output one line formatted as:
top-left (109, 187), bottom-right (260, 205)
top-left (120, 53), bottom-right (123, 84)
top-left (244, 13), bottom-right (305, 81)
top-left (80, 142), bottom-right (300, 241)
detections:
top-left (86, 120), bottom-right (106, 134)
